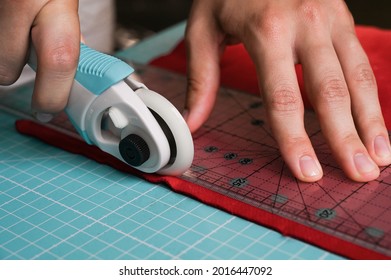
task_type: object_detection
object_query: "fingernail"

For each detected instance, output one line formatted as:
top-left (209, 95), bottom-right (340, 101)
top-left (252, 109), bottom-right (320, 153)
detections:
top-left (299, 155), bottom-right (321, 178)
top-left (33, 112), bottom-right (54, 123)
top-left (354, 153), bottom-right (376, 174)
top-left (374, 135), bottom-right (391, 158)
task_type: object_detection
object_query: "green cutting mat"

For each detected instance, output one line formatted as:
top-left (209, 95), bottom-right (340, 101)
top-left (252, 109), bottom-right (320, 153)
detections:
top-left (0, 109), bottom-right (342, 260)
top-left (0, 23), bottom-right (344, 259)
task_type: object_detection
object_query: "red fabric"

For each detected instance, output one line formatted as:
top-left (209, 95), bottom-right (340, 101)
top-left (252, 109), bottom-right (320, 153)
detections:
top-left (15, 120), bottom-right (390, 259)
top-left (151, 25), bottom-right (391, 129)
top-left (14, 25), bottom-right (391, 259)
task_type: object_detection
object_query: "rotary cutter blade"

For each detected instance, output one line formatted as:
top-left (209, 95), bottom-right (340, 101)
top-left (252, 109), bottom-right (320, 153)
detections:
top-left (134, 87), bottom-right (194, 175)
top-left (29, 43), bottom-right (194, 176)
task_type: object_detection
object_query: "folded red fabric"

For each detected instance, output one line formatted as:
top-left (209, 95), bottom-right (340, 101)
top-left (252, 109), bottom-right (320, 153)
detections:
top-left (151, 25), bottom-right (391, 129)
top-left (15, 119), bottom-right (389, 259)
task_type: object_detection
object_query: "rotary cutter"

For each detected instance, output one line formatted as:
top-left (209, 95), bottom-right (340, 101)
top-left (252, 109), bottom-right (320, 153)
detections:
top-left (29, 43), bottom-right (194, 176)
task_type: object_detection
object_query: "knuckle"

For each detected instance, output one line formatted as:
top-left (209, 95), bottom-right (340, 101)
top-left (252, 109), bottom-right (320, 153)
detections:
top-left (356, 114), bottom-right (384, 130)
top-left (283, 135), bottom-right (310, 148)
top-left (186, 76), bottom-right (204, 96)
top-left (276, 134), bottom-right (314, 156)
top-left (299, 0), bottom-right (324, 25)
top-left (352, 63), bottom-right (376, 89)
top-left (338, 131), bottom-right (359, 145)
top-left (267, 85), bottom-right (301, 112)
top-left (249, 9), bottom-right (286, 41)
top-left (44, 44), bottom-right (79, 73)
top-left (318, 75), bottom-right (348, 103)
top-left (299, 0), bottom-right (353, 27)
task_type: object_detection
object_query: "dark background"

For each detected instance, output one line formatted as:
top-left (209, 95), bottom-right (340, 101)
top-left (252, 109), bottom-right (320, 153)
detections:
top-left (115, 0), bottom-right (391, 33)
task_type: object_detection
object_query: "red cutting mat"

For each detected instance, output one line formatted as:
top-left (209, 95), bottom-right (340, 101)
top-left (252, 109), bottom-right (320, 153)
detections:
top-left (15, 25), bottom-right (391, 260)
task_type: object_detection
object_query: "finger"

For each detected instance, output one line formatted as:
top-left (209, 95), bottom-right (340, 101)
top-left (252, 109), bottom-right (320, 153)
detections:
top-left (299, 35), bottom-right (380, 182)
top-left (333, 29), bottom-right (391, 167)
top-left (0, 3), bottom-right (38, 84)
top-left (184, 11), bottom-right (223, 133)
top-left (31, 0), bottom-right (80, 114)
top-left (244, 31), bottom-right (323, 182)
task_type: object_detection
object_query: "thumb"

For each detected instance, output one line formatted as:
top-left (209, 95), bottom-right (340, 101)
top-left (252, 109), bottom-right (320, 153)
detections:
top-left (184, 20), bottom-right (223, 133)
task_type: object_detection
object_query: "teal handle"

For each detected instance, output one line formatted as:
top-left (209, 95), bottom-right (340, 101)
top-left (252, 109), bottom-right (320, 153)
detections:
top-left (76, 43), bottom-right (134, 95)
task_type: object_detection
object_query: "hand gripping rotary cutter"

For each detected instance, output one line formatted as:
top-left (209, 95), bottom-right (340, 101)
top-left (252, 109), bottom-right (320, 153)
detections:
top-left (29, 43), bottom-right (194, 176)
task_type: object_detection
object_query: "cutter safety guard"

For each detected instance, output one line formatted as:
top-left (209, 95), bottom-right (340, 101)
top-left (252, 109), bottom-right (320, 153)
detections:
top-left (28, 43), bottom-right (194, 175)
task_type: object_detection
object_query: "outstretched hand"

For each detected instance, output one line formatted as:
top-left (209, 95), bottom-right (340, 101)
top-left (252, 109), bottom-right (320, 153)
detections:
top-left (184, 0), bottom-right (391, 182)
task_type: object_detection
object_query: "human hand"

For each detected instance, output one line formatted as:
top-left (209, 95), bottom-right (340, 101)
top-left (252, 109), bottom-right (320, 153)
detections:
top-left (184, 0), bottom-right (391, 182)
top-left (0, 0), bottom-right (80, 118)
